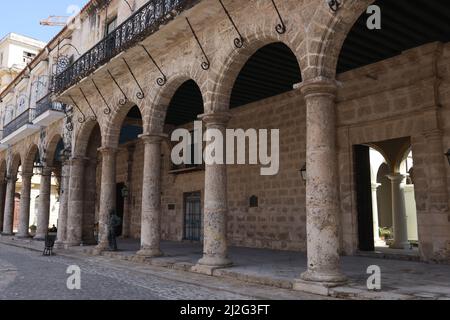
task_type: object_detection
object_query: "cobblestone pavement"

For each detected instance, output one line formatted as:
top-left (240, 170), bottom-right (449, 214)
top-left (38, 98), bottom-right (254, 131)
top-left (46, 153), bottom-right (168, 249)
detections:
top-left (0, 243), bottom-right (326, 300)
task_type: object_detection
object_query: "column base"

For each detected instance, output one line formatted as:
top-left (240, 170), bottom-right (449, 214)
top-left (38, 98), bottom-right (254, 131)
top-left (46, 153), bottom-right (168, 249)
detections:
top-left (293, 278), bottom-right (345, 296)
top-left (197, 255), bottom-right (233, 268)
top-left (300, 269), bottom-right (347, 284)
top-left (54, 240), bottom-right (65, 249)
top-left (1, 232), bottom-right (14, 236)
top-left (136, 247), bottom-right (163, 258)
top-left (192, 256), bottom-right (233, 276)
top-left (390, 241), bottom-right (410, 250)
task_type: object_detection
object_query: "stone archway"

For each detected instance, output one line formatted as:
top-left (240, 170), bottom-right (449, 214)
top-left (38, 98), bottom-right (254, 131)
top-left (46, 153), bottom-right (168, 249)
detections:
top-left (15, 145), bottom-right (39, 238)
top-left (0, 159), bottom-right (7, 233)
top-left (66, 120), bottom-right (103, 246)
top-left (2, 154), bottom-right (21, 235)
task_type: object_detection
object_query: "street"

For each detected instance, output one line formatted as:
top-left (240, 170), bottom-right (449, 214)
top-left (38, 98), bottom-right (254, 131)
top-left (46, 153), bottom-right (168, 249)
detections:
top-left (0, 243), bottom-right (324, 300)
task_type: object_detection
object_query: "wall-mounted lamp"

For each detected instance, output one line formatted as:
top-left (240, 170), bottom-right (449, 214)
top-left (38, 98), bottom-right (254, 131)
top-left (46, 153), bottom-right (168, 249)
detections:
top-left (327, 0), bottom-right (342, 12)
top-left (445, 149), bottom-right (450, 166)
top-left (121, 185), bottom-right (130, 198)
top-left (300, 164), bottom-right (307, 182)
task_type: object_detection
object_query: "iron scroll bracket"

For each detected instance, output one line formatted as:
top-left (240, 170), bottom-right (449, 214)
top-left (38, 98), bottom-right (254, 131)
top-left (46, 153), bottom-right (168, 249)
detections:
top-left (68, 95), bottom-right (87, 124)
top-left (271, 0), bottom-right (286, 34)
top-left (218, 0), bottom-right (245, 49)
top-left (122, 58), bottom-right (145, 100)
top-left (79, 88), bottom-right (98, 121)
top-left (139, 44), bottom-right (167, 86)
top-left (186, 17), bottom-right (210, 71)
top-left (91, 79), bottom-right (112, 115)
top-left (107, 69), bottom-right (129, 106)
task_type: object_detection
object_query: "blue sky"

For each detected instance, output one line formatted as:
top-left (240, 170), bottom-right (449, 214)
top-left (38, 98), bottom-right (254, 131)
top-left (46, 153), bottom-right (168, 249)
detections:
top-left (0, 0), bottom-right (88, 43)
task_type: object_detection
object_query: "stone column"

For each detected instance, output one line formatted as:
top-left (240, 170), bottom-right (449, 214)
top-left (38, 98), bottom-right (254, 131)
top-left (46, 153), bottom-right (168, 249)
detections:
top-left (96, 147), bottom-right (117, 250)
top-left (387, 173), bottom-right (409, 249)
top-left (371, 182), bottom-right (385, 247)
top-left (16, 172), bottom-right (33, 238)
top-left (55, 156), bottom-right (70, 247)
top-left (122, 145), bottom-right (135, 238)
top-left (196, 112), bottom-right (232, 269)
top-left (0, 179), bottom-right (6, 234)
top-left (65, 157), bottom-right (86, 246)
top-left (296, 78), bottom-right (346, 285)
top-left (2, 175), bottom-right (17, 235)
top-left (137, 134), bottom-right (165, 257)
top-left (34, 167), bottom-right (53, 240)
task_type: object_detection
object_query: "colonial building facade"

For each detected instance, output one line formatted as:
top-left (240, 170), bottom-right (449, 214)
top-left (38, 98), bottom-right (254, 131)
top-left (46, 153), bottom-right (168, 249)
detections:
top-left (1, 0), bottom-right (450, 290)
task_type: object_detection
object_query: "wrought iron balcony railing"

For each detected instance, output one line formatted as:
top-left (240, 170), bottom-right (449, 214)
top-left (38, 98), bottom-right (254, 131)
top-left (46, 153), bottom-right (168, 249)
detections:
top-left (3, 109), bottom-right (36, 139)
top-left (35, 94), bottom-right (66, 118)
top-left (53, 0), bottom-right (197, 94)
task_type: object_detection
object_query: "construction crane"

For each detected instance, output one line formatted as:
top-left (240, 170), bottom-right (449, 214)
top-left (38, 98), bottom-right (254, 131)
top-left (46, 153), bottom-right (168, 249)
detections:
top-left (40, 16), bottom-right (69, 27)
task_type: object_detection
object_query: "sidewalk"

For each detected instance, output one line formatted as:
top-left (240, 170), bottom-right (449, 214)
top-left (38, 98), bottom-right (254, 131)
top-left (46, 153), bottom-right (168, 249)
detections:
top-left (2, 236), bottom-right (450, 300)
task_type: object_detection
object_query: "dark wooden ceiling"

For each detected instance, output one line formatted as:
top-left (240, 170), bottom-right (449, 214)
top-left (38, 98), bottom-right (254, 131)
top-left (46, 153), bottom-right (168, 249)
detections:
top-left (162, 0), bottom-right (450, 126)
top-left (338, 0), bottom-right (450, 73)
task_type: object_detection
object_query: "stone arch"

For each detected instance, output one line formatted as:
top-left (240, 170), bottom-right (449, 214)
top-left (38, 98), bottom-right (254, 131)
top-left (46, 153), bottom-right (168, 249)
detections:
top-left (366, 143), bottom-right (390, 168)
top-left (146, 74), bottom-right (206, 134)
top-left (103, 100), bottom-right (144, 148)
top-left (73, 119), bottom-right (102, 157)
top-left (304, 0), bottom-right (374, 79)
top-left (9, 153), bottom-right (21, 177)
top-left (22, 144), bottom-right (39, 174)
top-left (45, 134), bottom-right (63, 167)
top-left (210, 35), bottom-right (304, 113)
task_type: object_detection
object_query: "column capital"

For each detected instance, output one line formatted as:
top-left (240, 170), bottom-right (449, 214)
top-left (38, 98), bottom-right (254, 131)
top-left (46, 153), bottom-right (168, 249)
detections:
top-left (97, 146), bottom-right (118, 156)
top-left (59, 151), bottom-right (72, 164)
top-left (371, 182), bottom-right (382, 190)
top-left (70, 156), bottom-right (89, 166)
top-left (41, 167), bottom-right (54, 177)
top-left (139, 133), bottom-right (167, 144)
top-left (6, 175), bottom-right (18, 182)
top-left (198, 112), bottom-right (232, 127)
top-left (21, 172), bottom-right (34, 179)
top-left (294, 77), bottom-right (338, 98)
top-left (387, 173), bottom-right (406, 182)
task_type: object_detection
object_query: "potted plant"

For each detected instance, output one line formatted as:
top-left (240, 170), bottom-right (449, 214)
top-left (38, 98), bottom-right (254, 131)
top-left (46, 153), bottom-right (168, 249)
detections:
top-left (379, 227), bottom-right (392, 241)
top-left (29, 225), bottom-right (37, 236)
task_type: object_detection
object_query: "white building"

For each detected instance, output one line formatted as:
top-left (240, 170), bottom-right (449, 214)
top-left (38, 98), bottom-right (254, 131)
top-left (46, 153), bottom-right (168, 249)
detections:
top-left (0, 33), bottom-right (46, 93)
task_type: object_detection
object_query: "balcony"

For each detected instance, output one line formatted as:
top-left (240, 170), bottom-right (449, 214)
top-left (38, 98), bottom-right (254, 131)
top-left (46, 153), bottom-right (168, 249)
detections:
top-left (53, 0), bottom-right (198, 94)
top-left (33, 94), bottom-right (66, 126)
top-left (1, 109), bottom-right (40, 145)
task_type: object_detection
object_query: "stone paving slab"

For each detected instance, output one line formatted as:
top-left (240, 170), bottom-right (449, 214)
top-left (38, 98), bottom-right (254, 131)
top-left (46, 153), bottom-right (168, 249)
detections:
top-left (2, 236), bottom-right (450, 300)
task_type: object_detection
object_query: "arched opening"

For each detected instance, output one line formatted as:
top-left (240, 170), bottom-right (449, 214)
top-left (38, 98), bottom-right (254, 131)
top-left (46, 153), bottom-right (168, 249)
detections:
top-left (223, 42), bottom-right (305, 251)
top-left (44, 136), bottom-right (65, 236)
top-left (115, 105), bottom-right (143, 239)
top-left (6, 154), bottom-right (21, 235)
top-left (15, 145), bottom-right (40, 237)
top-left (0, 160), bottom-right (7, 233)
top-left (163, 80), bottom-right (205, 243)
top-left (354, 138), bottom-right (419, 254)
top-left (337, 0), bottom-right (450, 73)
top-left (68, 121), bottom-right (102, 245)
top-left (230, 42), bottom-right (302, 108)
top-left (337, 0), bottom-right (448, 259)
